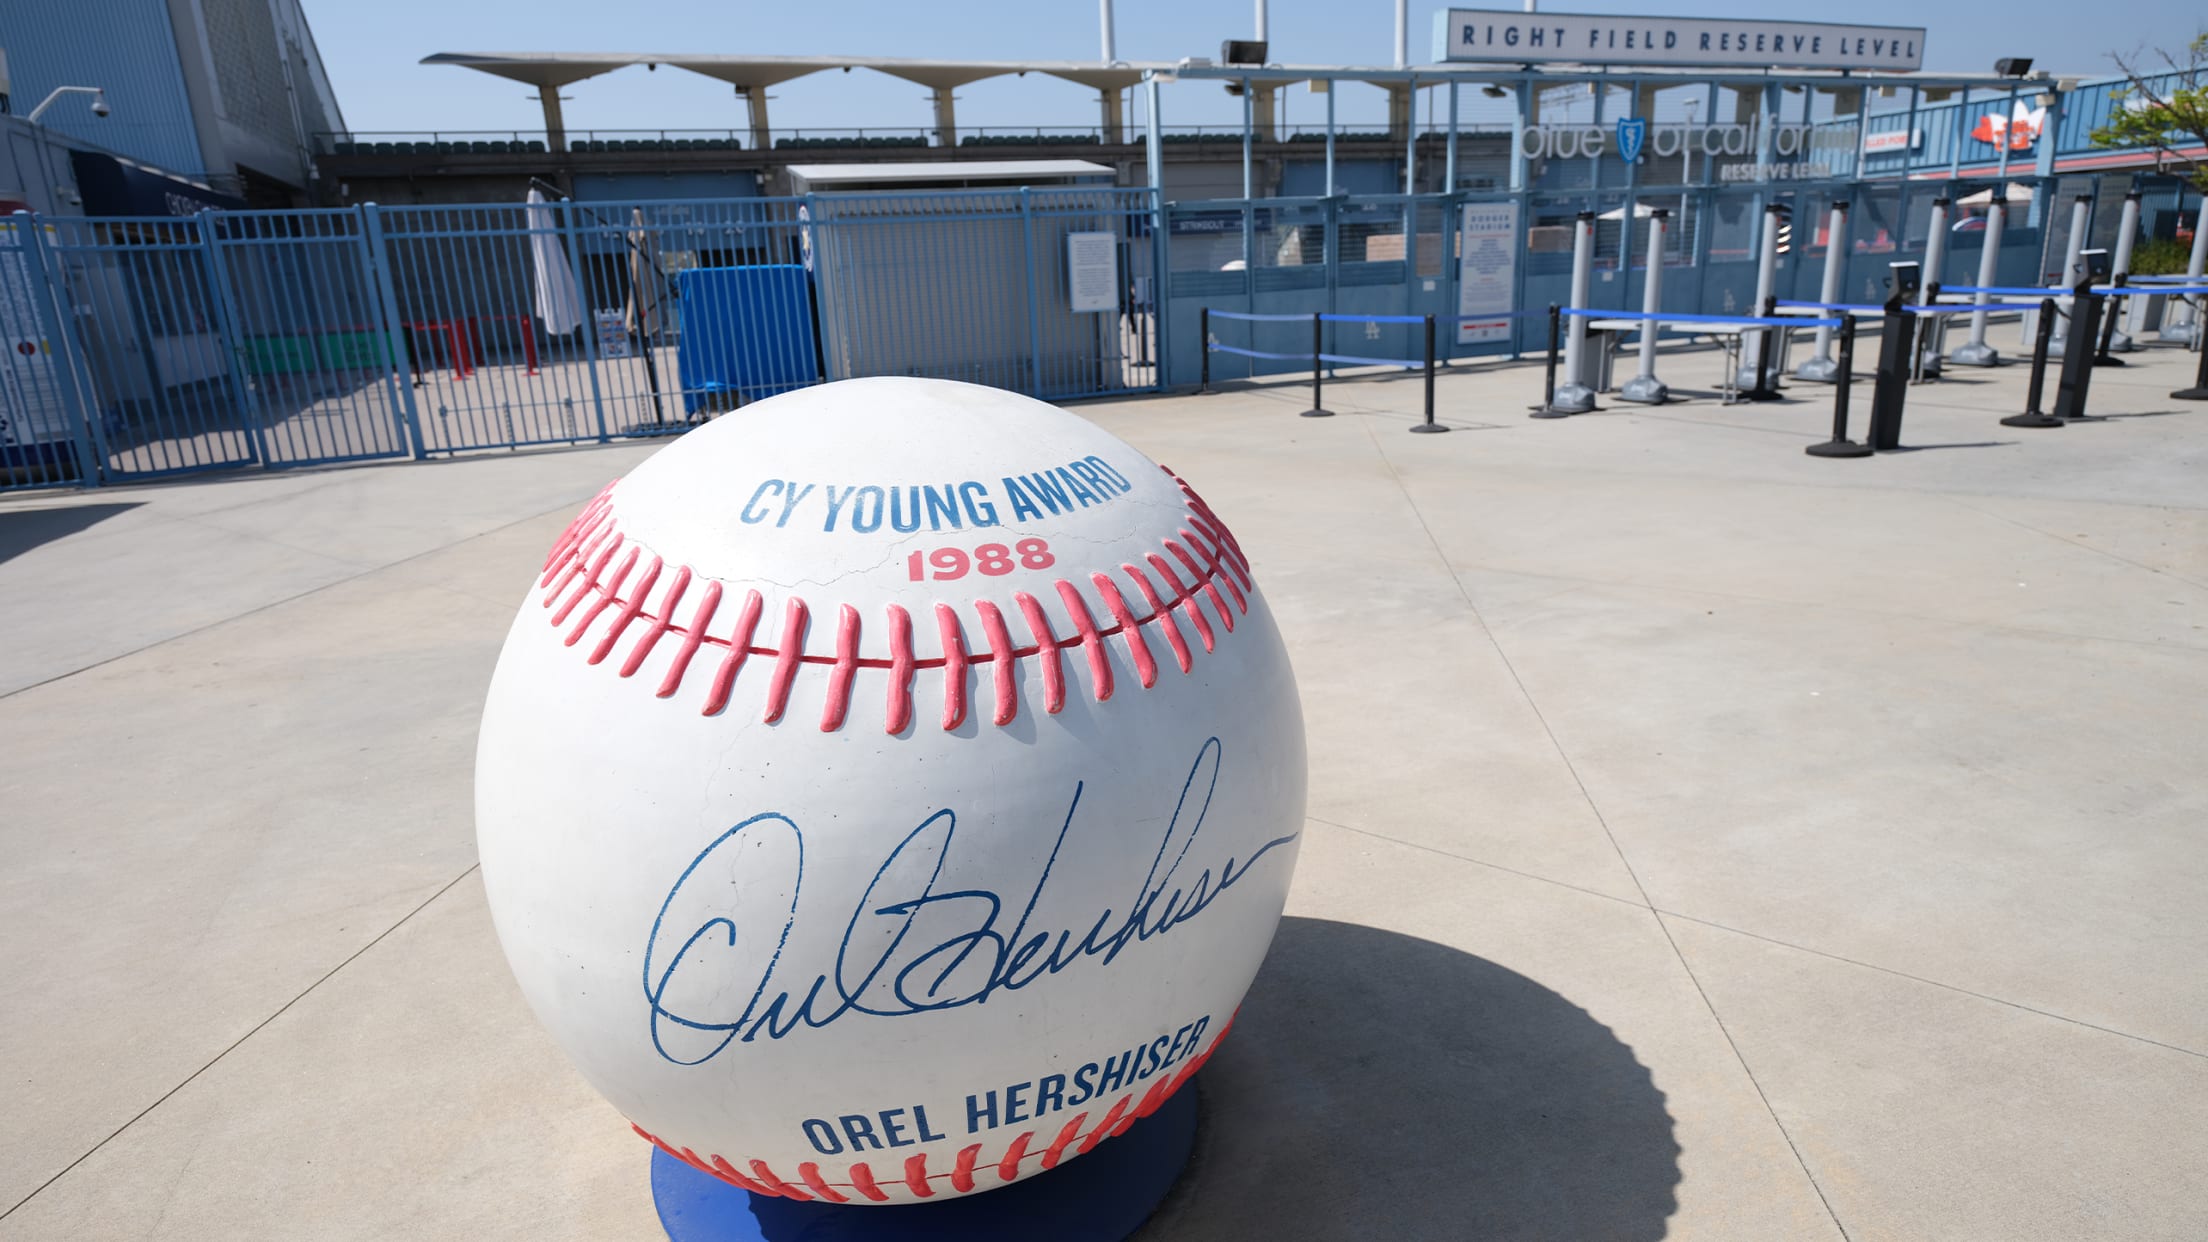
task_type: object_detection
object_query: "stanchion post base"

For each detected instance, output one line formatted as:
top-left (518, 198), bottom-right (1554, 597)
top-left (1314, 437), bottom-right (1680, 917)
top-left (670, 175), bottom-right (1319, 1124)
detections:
top-left (1299, 407), bottom-right (1335, 418)
top-left (2000, 412), bottom-right (2066, 428)
top-left (1948, 342), bottom-right (2000, 367)
top-left (1538, 383), bottom-right (1595, 417)
top-left (2090, 354), bottom-right (2127, 367)
top-left (1805, 439), bottom-right (1873, 458)
top-left (1793, 357), bottom-right (1842, 384)
top-left (1408, 422), bottom-right (1450, 434)
top-left (2171, 387), bottom-right (2208, 401)
top-left (1617, 376), bottom-right (1669, 404)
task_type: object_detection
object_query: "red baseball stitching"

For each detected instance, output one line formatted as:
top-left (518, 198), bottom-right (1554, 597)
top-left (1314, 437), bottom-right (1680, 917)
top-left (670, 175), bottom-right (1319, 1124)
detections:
top-left (535, 468), bottom-right (1255, 732)
top-left (631, 1018), bottom-right (1232, 1202)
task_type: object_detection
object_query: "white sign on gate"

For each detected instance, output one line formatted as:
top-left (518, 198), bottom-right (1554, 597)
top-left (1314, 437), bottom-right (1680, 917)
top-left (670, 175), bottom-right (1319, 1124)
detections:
top-left (1456, 202), bottom-right (1519, 346)
top-left (1434, 9), bottom-right (1924, 72)
top-left (0, 222), bottom-right (73, 449)
top-left (1066, 232), bottom-right (1118, 313)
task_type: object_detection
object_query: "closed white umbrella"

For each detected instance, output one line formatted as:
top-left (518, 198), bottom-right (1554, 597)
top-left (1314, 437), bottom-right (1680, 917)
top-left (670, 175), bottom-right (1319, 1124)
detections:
top-left (526, 188), bottom-right (583, 336)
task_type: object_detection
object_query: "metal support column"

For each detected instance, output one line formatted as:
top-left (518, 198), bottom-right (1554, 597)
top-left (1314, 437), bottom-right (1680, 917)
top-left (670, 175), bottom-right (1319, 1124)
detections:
top-left (1952, 194), bottom-right (2005, 366)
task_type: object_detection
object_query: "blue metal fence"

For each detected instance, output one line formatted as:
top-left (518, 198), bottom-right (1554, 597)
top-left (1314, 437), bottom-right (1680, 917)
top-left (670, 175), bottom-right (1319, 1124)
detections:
top-left (0, 186), bottom-right (1163, 492)
top-left (1167, 176), bottom-right (2068, 391)
top-left (4, 170), bottom-right (2184, 493)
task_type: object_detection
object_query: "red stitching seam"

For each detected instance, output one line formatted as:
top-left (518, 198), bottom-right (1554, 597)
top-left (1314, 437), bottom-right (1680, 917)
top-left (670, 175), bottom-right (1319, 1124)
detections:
top-left (536, 467), bottom-right (1256, 732)
top-left (631, 1018), bottom-right (1233, 1202)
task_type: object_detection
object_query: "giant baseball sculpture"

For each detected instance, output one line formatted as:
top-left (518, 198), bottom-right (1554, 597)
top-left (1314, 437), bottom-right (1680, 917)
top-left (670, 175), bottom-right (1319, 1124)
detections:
top-left (477, 378), bottom-right (1307, 1217)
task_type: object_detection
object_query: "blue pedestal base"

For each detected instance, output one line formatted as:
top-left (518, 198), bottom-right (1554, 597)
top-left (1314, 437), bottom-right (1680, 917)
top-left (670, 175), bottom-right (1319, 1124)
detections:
top-left (650, 1082), bottom-right (1199, 1242)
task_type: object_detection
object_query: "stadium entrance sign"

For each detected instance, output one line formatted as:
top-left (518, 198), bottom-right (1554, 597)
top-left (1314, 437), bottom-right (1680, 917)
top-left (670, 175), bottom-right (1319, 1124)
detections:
top-left (1434, 10), bottom-right (1924, 72)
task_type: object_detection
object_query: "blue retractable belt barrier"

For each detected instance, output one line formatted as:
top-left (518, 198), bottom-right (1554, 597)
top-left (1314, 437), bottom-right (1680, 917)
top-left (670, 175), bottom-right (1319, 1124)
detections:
top-left (1207, 342), bottom-right (1420, 368)
top-left (1938, 284), bottom-right (2208, 300)
top-left (1775, 299), bottom-right (1945, 316)
top-left (1317, 350), bottom-right (1422, 367)
top-left (1562, 307), bottom-right (1842, 329)
top-left (1207, 343), bottom-right (1317, 362)
top-left (1319, 312), bottom-right (1427, 325)
top-left (1442, 309), bottom-right (1551, 322)
top-left (1204, 310), bottom-right (1322, 323)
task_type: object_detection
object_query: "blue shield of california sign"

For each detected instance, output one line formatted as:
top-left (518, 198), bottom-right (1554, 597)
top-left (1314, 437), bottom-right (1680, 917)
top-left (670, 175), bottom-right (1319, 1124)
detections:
top-left (1616, 116), bottom-right (1647, 164)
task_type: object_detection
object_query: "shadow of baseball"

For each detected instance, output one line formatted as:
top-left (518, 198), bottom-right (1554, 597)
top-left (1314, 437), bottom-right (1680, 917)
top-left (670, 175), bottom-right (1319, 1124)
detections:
top-left (1138, 917), bottom-right (1681, 1242)
top-left (0, 501), bottom-right (140, 565)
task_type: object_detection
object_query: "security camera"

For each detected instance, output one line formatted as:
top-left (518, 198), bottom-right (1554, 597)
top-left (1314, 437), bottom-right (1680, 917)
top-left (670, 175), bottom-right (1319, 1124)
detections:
top-left (90, 94), bottom-right (110, 118)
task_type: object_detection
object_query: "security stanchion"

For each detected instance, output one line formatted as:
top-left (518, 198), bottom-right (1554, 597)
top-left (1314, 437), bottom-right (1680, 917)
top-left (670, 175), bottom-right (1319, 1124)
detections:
top-left (1740, 294), bottom-right (1783, 402)
top-left (1533, 302), bottom-right (1572, 418)
top-left (2093, 273), bottom-right (2129, 367)
top-left (2001, 298), bottom-right (2065, 428)
top-left (1198, 307), bottom-right (1211, 393)
top-left (1301, 312), bottom-right (1333, 418)
top-left (1951, 194), bottom-right (2005, 366)
top-left (1910, 282), bottom-right (1943, 383)
top-left (2102, 191), bottom-right (2142, 357)
top-left (2052, 268), bottom-right (2105, 421)
top-left (1620, 209), bottom-right (1671, 404)
top-left (1411, 314), bottom-right (1447, 433)
top-left (2173, 333), bottom-right (2208, 401)
top-left (1806, 315), bottom-right (1872, 458)
top-left (1795, 201), bottom-right (1849, 382)
top-left (1867, 263), bottom-right (1919, 450)
top-left (2047, 195), bottom-right (2092, 359)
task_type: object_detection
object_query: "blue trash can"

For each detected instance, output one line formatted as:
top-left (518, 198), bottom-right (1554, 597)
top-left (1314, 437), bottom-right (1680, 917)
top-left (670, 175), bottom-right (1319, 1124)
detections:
top-left (675, 265), bottom-right (822, 413)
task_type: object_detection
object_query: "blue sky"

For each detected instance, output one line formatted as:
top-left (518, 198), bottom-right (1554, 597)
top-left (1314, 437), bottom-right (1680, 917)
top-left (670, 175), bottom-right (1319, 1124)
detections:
top-left (303, 0), bottom-right (2202, 137)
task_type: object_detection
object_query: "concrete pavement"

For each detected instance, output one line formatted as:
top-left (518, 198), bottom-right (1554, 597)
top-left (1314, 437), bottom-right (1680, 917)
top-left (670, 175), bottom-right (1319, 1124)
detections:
top-left (2, 343), bottom-right (2204, 1239)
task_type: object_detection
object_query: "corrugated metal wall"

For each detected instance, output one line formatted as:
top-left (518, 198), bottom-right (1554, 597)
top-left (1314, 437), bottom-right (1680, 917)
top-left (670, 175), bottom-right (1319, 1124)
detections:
top-left (0, 0), bottom-right (207, 178)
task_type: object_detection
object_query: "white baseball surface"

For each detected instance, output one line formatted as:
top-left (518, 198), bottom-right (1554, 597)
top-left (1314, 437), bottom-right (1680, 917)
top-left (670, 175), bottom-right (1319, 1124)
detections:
top-left (476, 377), bottom-right (1306, 1205)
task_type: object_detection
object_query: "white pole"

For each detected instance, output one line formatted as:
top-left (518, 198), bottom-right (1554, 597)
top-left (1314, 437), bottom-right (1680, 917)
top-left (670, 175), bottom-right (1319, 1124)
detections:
top-left (2049, 194), bottom-right (2091, 356)
top-left (1621, 209), bottom-right (1669, 403)
top-left (1797, 201), bottom-right (1849, 381)
top-left (2107, 190), bottom-right (2141, 351)
top-left (1099, 0), bottom-right (1116, 62)
top-left (1324, 82), bottom-right (1336, 196)
top-left (1953, 196), bottom-right (2005, 365)
top-left (1551, 211), bottom-right (1597, 412)
top-left (1255, 0), bottom-right (1267, 42)
top-left (1395, 0), bottom-right (1408, 68)
top-left (1739, 202), bottom-right (1781, 387)
top-left (2161, 195), bottom-right (2208, 344)
top-left (1918, 196), bottom-right (1950, 377)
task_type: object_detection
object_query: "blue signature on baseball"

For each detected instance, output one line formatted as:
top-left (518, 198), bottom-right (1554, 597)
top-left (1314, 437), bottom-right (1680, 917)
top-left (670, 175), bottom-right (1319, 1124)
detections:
top-left (641, 737), bottom-right (1294, 1066)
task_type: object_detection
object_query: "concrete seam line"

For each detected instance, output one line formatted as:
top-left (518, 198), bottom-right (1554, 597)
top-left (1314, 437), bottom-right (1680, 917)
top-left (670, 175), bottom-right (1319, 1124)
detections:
top-left (1654, 910), bottom-right (2208, 1064)
top-left (1943, 495), bottom-right (2208, 595)
top-left (1304, 814), bottom-right (1651, 910)
top-left (1359, 417), bottom-right (1857, 1242)
top-left (0, 864), bottom-right (484, 1223)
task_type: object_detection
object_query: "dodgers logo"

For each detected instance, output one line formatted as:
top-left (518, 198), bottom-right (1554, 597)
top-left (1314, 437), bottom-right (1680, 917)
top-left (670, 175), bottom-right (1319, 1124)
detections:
top-left (1616, 116), bottom-right (1647, 165)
